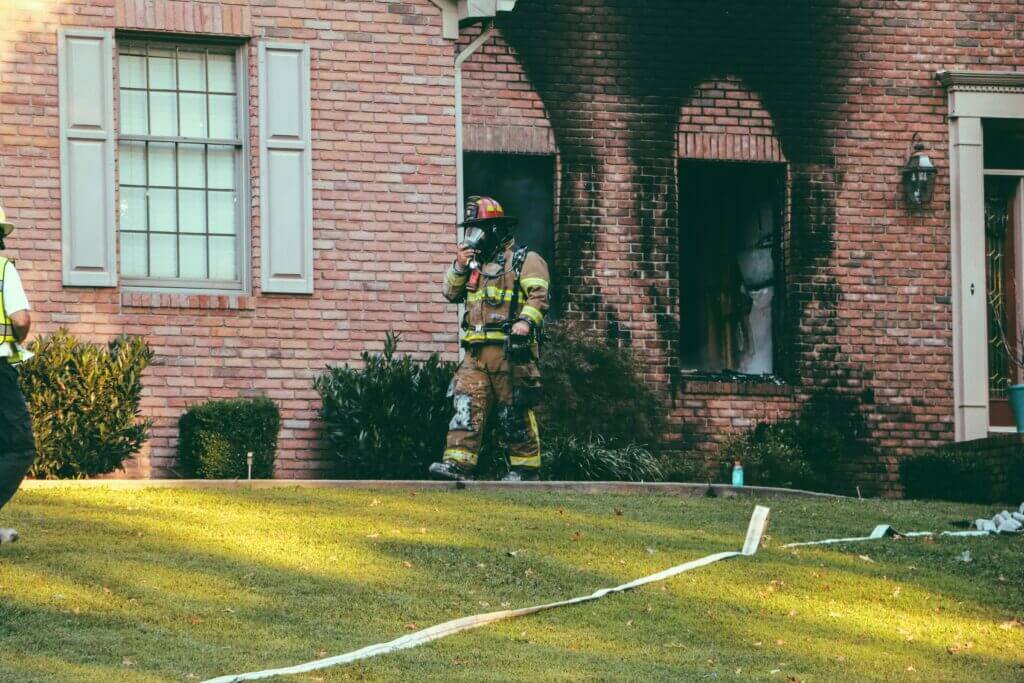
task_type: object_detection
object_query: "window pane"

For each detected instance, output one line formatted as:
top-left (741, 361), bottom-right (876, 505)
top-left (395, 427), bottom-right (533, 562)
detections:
top-left (179, 93), bottom-right (208, 139)
top-left (177, 144), bottom-right (205, 188)
top-left (208, 53), bottom-right (235, 93)
top-left (119, 54), bottom-right (146, 89)
top-left (208, 191), bottom-right (236, 234)
top-left (207, 146), bottom-right (235, 189)
top-left (148, 188), bottom-right (177, 232)
top-left (119, 141), bottom-right (146, 185)
top-left (149, 91), bottom-right (178, 136)
top-left (148, 52), bottom-right (176, 90)
top-left (121, 233), bottom-right (147, 278)
top-left (150, 234), bottom-right (178, 278)
top-left (209, 235), bottom-right (236, 280)
top-left (119, 90), bottom-right (148, 135)
top-left (178, 50), bottom-right (206, 91)
top-left (179, 190), bottom-right (206, 233)
top-left (209, 95), bottom-right (236, 139)
top-left (148, 143), bottom-right (175, 187)
top-left (180, 235), bottom-right (208, 279)
top-left (120, 187), bottom-right (147, 231)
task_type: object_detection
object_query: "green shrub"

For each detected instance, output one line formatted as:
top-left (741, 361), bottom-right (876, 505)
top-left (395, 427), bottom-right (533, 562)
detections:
top-left (538, 321), bottom-right (665, 448)
top-left (721, 424), bottom-right (817, 490)
top-left (718, 394), bottom-right (868, 492)
top-left (900, 452), bottom-right (998, 504)
top-left (655, 453), bottom-right (709, 482)
top-left (542, 435), bottom-right (662, 482)
top-left (18, 330), bottom-right (153, 479)
top-left (314, 332), bottom-right (456, 479)
top-left (178, 397), bottom-right (281, 479)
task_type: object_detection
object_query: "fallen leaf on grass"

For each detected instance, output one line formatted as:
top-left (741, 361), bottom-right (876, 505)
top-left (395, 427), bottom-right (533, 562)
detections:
top-left (858, 555), bottom-right (874, 563)
top-left (315, 649), bottom-right (328, 658)
top-left (122, 657), bottom-right (136, 667)
top-left (947, 641), bottom-right (974, 654)
top-left (614, 506), bottom-right (623, 516)
top-left (366, 533), bottom-right (380, 539)
top-left (402, 561), bottom-right (413, 569)
top-left (998, 618), bottom-right (1023, 630)
top-left (370, 499), bottom-right (380, 507)
top-left (189, 615), bottom-right (203, 625)
top-left (405, 623), bottom-right (418, 630)
top-left (571, 531), bottom-right (584, 542)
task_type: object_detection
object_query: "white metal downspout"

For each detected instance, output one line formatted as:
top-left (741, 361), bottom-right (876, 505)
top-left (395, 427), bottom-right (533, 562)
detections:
top-left (453, 21), bottom-right (496, 359)
top-left (455, 20), bottom-right (497, 228)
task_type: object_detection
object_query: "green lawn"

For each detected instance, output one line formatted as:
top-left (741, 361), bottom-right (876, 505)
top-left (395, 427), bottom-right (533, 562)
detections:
top-left (0, 488), bottom-right (1022, 682)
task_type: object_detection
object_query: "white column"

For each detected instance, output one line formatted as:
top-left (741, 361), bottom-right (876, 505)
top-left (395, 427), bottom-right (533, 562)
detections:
top-left (949, 116), bottom-right (989, 440)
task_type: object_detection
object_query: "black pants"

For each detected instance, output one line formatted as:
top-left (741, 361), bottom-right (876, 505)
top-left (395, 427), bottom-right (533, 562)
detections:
top-left (0, 362), bottom-right (36, 512)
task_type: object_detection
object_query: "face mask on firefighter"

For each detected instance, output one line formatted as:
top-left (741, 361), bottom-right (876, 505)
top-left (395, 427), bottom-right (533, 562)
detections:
top-left (462, 223), bottom-right (503, 264)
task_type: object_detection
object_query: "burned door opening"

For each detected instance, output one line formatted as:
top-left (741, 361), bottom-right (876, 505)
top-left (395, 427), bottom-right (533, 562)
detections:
top-left (464, 152), bottom-right (555, 269)
top-left (678, 161), bottom-right (785, 375)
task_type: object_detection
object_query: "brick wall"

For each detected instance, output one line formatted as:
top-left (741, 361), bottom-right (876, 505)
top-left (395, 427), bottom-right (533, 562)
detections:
top-left (457, 1), bottom-right (1024, 493)
top-left (0, 0), bottom-right (458, 477)
top-left (4, 0), bottom-right (1024, 490)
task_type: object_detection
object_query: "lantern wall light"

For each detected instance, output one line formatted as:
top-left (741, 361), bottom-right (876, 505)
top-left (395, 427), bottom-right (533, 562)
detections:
top-left (902, 133), bottom-right (937, 208)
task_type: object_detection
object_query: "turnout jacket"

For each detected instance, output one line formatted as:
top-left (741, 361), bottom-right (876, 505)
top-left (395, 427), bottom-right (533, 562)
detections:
top-left (442, 241), bottom-right (550, 345)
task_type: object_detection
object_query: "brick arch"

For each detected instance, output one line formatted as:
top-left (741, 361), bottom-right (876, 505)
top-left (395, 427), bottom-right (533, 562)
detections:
top-left (678, 75), bottom-right (786, 163)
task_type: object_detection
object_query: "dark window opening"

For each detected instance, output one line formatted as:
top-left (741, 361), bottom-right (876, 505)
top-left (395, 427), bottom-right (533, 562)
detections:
top-left (984, 119), bottom-right (1024, 170)
top-left (678, 161), bottom-right (785, 375)
top-left (463, 152), bottom-right (556, 309)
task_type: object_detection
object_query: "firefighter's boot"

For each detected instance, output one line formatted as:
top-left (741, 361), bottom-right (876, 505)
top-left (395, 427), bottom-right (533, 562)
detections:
top-left (428, 461), bottom-right (473, 481)
top-left (501, 467), bottom-right (539, 482)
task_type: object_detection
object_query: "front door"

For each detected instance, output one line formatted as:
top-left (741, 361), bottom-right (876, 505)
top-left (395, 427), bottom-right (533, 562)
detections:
top-left (984, 175), bottom-right (1022, 428)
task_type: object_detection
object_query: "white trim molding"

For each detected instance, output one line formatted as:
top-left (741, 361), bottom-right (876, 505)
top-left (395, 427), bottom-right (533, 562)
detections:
top-left (937, 69), bottom-right (1024, 440)
top-left (429, 0), bottom-right (518, 39)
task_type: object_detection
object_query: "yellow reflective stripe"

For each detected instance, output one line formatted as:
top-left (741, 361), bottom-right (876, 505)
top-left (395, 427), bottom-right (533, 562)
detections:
top-left (510, 411), bottom-right (541, 469)
top-left (519, 305), bottom-right (543, 325)
top-left (462, 330), bottom-right (507, 343)
top-left (507, 454), bottom-right (540, 471)
top-left (520, 277), bottom-right (549, 291)
top-left (444, 449), bottom-right (478, 465)
top-left (466, 287), bottom-right (515, 303)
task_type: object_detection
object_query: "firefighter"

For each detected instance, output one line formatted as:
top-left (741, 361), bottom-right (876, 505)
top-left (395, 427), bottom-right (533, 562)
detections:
top-left (0, 206), bottom-right (36, 544)
top-left (429, 196), bottom-right (550, 482)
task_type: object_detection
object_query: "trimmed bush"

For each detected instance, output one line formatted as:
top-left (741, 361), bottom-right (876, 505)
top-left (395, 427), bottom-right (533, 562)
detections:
top-left (542, 435), bottom-right (662, 482)
top-left (718, 394), bottom-right (869, 492)
top-left (314, 332), bottom-right (456, 479)
top-left (18, 330), bottom-right (153, 479)
top-left (538, 321), bottom-right (666, 448)
top-left (178, 397), bottom-right (281, 479)
top-left (900, 452), bottom-right (998, 504)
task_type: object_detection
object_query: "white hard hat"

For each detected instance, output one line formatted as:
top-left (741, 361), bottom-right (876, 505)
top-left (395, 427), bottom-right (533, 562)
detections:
top-left (0, 205), bottom-right (13, 238)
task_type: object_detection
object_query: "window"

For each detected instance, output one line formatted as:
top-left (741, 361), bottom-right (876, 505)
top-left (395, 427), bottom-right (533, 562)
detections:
top-left (678, 161), bottom-right (785, 375)
top-left (463, 152), bottom-right (557, 309)
top-left (117, 41), bottom-right (244, 288)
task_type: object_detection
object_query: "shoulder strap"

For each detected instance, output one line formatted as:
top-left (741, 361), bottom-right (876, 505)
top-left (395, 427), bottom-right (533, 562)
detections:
top-left (506, 245), bottom-right (530, 325)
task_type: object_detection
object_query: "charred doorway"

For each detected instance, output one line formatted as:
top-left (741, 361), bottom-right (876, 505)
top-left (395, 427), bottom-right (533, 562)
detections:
top-left (678, 161), bottom-right (786, 375)
top-left (463, 152), bottom-right (555, 266)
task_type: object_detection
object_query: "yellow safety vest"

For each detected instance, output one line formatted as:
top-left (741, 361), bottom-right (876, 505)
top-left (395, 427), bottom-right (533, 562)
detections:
top-left (0, 256), bottom-right (26, 364)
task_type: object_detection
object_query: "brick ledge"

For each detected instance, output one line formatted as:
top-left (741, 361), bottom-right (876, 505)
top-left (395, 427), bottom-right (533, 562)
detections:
top-left (121, 290), bottom-right (256, 311)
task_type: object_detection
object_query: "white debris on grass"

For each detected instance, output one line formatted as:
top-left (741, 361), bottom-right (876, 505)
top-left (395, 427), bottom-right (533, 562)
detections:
top-left (974, 503), bottom-right (1024, 534)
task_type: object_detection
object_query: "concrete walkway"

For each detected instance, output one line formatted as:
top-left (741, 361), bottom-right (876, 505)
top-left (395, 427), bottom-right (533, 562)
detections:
top-left (20, 479), bottom-right (843, 499)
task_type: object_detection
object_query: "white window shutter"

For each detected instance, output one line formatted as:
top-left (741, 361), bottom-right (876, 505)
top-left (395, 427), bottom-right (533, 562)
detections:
top-left (58, 28), bottom-right (117, 287)
top-left (259, 42), bottom-right (313, 294)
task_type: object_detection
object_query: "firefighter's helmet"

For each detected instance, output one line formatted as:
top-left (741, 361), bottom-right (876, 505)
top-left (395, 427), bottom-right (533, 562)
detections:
top-left (459, 196), bottom-right (516, 226)
top-left (0, 205), bottom-right (13, 238)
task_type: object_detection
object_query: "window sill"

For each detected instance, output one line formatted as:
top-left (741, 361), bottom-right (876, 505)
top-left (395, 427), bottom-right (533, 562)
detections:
top-left (121, 290), bottom-right (255, 311)
top-left (677, 375), bottom-right (794, 397)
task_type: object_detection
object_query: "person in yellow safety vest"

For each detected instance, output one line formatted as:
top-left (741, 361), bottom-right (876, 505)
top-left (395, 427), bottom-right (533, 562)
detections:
top-left (0, 206), bottom-right (36, 544)
top-left (429, 196), bottom-right (550, 482)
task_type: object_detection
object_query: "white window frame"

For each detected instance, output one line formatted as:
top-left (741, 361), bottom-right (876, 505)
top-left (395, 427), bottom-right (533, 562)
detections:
top-left (115, 36), bottom-right (250, 293)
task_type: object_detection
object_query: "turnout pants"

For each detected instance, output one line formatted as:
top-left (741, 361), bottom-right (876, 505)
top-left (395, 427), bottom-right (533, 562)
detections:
top-left (0, 362), bottom-right (36, 512)
top-left (443, 344), bottom-right (541, 471)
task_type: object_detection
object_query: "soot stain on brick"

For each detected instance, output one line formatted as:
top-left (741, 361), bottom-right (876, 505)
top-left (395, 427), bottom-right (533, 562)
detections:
top-left (500, 1), bottom-right (883, 438)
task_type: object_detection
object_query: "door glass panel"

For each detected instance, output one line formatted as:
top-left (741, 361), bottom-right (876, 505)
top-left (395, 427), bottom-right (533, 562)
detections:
top-left (985, 175), bottom-right (1020, 427)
